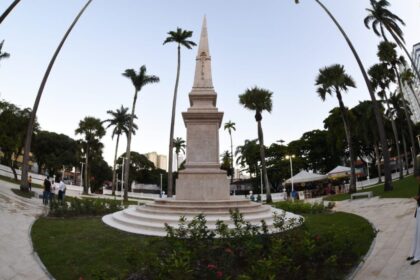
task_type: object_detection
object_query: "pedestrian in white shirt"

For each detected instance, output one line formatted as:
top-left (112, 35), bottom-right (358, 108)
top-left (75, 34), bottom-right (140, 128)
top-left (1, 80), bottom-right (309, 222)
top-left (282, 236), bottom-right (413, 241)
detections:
top-left (58, 179), bottom-right (66, 203)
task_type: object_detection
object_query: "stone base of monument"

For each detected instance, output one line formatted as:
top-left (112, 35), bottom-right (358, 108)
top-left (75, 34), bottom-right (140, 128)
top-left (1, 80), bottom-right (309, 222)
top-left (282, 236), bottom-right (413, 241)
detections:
top-left (102, 198), bottom-right (301, 237)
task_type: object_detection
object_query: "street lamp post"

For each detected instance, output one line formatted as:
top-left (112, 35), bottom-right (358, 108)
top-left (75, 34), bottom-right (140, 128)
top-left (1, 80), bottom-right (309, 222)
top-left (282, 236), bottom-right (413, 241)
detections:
top-left (285, 155), bottom-right (295, 199)
top-left (160, 173), bottom-right (163, 198)
top-left (260, 167), bottom-right (263, 202)
top-left (79, 162), bottom-right (84, 188)
top-left (121, 157), bottom-right (125, 199)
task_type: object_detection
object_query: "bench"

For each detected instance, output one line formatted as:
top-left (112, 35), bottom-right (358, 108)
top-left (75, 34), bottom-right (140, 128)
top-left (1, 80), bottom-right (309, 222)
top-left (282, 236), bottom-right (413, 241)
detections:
top-left (350, 191), bottom-right (373, 200)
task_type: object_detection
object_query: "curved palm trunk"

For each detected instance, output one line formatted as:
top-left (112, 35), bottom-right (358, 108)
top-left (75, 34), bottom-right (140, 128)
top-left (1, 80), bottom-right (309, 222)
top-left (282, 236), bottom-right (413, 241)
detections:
top-left (388, 29), bottom-right (420, 82)
top-left (167, 45), bottom-right (181, 198)
top-left (336, 93), bottom-right (356, 193)
top-left (257, 119), bottom-right (271, 203)
top-left (229, 131), bottom-right (234, 183)
top-left (124, 89), bottom-right (138, 201)
top-left (402, 130), bottom-right (409, 175)
top-left (373, 143), bottom-right (382, 183)
top-left (111, 134), bottom-right (120, 196)
top-left (396, 71), bottom-right (417, 170)
top-left (20, 0), bottom-right (93, 191)
top-left (0, 0), bottom-right (20, 25)
top-left (315, 0), bottom-right (392, 191)
top-left (383, 97), bottom-right (403, 179)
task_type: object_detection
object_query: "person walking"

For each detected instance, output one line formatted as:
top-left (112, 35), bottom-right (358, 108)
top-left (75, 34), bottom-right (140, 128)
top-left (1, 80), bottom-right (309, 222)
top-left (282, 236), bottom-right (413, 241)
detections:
top-left (42, 176), bottom-right (51, 205)
top-left (58, 179), bottom-right (66, 203)
top-left (408, 155), bottom-right (420, 265)
top-left (407, 194), bottom-right (420, 265)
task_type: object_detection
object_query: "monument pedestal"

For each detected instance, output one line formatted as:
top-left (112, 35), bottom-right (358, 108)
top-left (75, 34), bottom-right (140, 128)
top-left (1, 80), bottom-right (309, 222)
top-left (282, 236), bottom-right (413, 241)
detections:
top-left (102, 198), bottom-right (300, 237)
top-left (175, 168), bottom-right (229, 200)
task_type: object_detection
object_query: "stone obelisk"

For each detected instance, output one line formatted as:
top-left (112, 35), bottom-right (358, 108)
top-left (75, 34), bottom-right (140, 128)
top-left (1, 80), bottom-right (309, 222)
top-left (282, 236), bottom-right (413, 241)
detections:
top-left (102, 17), bottom-right (300, 237)
top-left (175, 16), bottom-right (230, 201)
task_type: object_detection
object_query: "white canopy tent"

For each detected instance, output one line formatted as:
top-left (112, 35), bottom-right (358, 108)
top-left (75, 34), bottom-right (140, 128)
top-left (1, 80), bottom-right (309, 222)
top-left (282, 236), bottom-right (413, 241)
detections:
top-left (327, 166), bottom-right (351, 178)
top-left (285, 170), bottom-right (327, 184)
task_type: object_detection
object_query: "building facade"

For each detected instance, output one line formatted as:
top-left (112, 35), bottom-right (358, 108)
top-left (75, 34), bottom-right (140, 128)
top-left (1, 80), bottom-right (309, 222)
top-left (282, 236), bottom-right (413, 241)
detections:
top-left (145, 152), bottom-right (167, 171)
top-left (401, 43), bottom-right (420, 123)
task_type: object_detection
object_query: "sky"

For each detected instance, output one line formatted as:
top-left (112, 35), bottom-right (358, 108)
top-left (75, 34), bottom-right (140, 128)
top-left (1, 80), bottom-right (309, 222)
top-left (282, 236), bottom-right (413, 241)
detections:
top-left (0, 0), bottom-right (419, 167)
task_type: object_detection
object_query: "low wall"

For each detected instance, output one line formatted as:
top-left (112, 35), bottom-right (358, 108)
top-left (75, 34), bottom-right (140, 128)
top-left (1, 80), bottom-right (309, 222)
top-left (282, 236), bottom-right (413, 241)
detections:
top-left (0, 163), bottom-right (83, 192)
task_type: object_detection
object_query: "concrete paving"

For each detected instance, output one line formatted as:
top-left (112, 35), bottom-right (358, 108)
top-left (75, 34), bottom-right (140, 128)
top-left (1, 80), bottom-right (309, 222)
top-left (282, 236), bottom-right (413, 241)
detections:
top-left (335, 197), bottom-right (420, 279)
top-left (0, 180), bottom-right (50, 280)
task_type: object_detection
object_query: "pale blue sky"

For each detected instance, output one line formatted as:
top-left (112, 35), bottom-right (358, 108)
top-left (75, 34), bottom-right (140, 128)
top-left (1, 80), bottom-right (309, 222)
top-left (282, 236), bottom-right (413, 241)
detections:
top-left (0, 0), bottom-right (419, 166)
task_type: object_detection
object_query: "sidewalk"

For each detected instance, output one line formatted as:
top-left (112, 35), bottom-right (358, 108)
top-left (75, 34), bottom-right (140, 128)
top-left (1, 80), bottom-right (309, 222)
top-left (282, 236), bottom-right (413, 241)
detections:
top-left (336, 197), bottom-right (420, 279)
top-left (0, 180), bottom-right (50, 280)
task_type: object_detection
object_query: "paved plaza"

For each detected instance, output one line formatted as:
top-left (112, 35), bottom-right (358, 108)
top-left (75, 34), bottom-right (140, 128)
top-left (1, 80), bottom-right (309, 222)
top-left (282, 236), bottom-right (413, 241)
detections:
top-left (0, 181), bottom-right (49, 280)
top-left (336, 197), bottom-right (420, 279)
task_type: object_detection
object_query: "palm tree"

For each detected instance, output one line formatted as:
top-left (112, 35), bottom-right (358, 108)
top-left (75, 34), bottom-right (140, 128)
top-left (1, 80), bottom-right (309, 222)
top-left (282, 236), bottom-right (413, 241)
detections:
top-left (75, 117), bottom-right (105, 194)
top-left (0, 0), bottom-right (20, 25)
top-left (388, 90), bottom-right (411, 175)
top-left (315, 64), bottom-right (357, 193)
top-left (173, 137), bottom-right (186, 170)
top-left (163, 28), bottom-right (196, 198)
top-left (294, 0), bottom-right (393, 191)
top-left (368, 63), bottom-right (403, 180)
top-left (235, 139), bottom-right (260, 178)
top-left (0, 40), bottom-right (10, 65)
top-left (239, 87), bottom-right (273, 203)
top-left (224, 120), bottom-right (236, 183)
top-left (122, 66), bottom-right (159, 201)
top-left (401, 68), bottom-right (420, 110)
top-left (377, 41), bottom-right (417, 171)
top-left (20, 0), bottom-right (93, 191)
top-left (103, 106), bottom-right (138, 195)
top-left (364, 0), bottom-right (420, 81)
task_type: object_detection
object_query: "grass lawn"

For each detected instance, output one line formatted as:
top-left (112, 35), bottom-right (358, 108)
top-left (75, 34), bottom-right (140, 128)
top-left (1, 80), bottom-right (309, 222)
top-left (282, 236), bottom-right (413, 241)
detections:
top-left (32, 211), bottom-right (374, 280)
top-left (325, 175), bottom-right (418, 201)
top-left (304, 212), bottom-right (375, 257)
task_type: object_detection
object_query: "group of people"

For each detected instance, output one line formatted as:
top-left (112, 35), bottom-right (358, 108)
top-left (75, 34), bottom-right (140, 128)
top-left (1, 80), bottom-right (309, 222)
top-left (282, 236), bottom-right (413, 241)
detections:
top-left (42, 176), bottom-right (66, 205)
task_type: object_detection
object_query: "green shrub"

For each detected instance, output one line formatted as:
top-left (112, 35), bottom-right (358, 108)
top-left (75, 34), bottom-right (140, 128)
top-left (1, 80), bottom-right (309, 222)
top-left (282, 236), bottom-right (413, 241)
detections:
top-left (122, 210), bottom-right (370, 280)
top-left (272, 200), bottom-right (334, 214)
top-left (49, 197), bottom-right (124, 217)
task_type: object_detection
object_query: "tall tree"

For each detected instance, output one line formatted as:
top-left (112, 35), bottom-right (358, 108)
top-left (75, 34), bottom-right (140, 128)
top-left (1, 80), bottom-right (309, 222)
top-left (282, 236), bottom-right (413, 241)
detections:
top-left (316, 64), bottom-right (357, 193)
top-left (0, 0), bottom-right (20, 25)
top-left (163, 28), bottom-right (196, 198)
top-left (239, 87), bottom-right (273, 203)
top-left (368, 63), bottom-right (403, 179)
top-left (351, 101), bottom-right (386, 183)
top-left (294, 0), bottom-right (393, 191)
top-left (400, 68), bottom-right (420, 110)
top-left (122, 66), bottom-right (159, 201)
top-left (220, 150), bottom-right (233, 177)
top-left (235, 139), bottom-right (260, 178)
top-left (224, 120), bottom-right (236, 183)
top-left (0, 101), bottom-right (38, 180)
top-left (173, 137), bottom-right (186, 170)
top-left (75, 116), bottom-right (105, 194)
top-left (364, 0), bottom-right (420, 81)
top-left (0, 40), bottom-right (10, 65)
top-left (103, 105), bottom-right (137, 196)
top-left (377, 41), bottom-right (417, 171)
top-left (20, 0), bottom-right (93, 191)
top-left (388, 90), bottom-right (411, 174)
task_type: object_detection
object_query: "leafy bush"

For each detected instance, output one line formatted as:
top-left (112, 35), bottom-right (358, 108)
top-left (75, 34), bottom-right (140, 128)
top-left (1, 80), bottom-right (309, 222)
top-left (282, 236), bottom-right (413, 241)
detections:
top-left (123, 210), bottom-right (370, 280)
top-left (48, 197), bottom-right (124, 217)
top-left (273, 200), bottom-right (335, 214)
